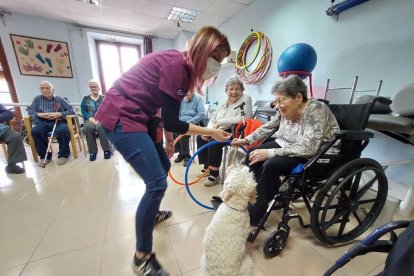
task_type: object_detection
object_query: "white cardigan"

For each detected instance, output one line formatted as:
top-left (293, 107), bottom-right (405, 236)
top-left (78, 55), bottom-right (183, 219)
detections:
top-left (207, 94), bottom-right (253, 130)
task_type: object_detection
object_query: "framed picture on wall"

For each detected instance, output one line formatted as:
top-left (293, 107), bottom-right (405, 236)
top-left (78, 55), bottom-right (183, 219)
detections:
top-left (10, 34), bottom-right (73, 78)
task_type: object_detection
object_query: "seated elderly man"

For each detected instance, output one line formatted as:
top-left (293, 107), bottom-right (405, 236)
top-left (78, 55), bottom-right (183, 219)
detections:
top-left (232, 75), bottom-right (340, 226)
top-left (174, 90), bottom-right (206, 167)
top-left (29, 80), bottom-right (75, 166)
top-left (81, 79), bottom-right (112, 161)
top-left (0, 104), bottom-right (27, 174)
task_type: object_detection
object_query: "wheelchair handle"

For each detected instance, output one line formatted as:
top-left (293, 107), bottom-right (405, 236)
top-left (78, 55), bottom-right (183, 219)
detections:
top-left (324, 221), bottom-right (410, 276)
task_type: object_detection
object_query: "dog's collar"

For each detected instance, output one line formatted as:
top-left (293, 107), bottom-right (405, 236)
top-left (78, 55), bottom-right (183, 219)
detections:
top-left (224, 202), bottom-right (245, 212)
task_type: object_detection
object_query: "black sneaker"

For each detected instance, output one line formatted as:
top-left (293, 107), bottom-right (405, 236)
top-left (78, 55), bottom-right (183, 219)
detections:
top-left (104, 150), bottom-right (112, 159)
top-left (155, 210), bottom-right (172, 225)
top-left (174, 156), bottom-right (184, 163)
top-left (211, 196), bottom-right (223, 210)
top-left (5, 163), bottom-right (25, 174)
top-left (132, 253), bottom-right (169, 276)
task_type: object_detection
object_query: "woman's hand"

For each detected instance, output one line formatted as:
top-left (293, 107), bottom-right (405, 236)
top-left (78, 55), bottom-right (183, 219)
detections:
top-left (231, 138), bottom-right (248, 147)
top-left (201, 135), bottom-right (211, 141)
top-left (164, 141), bottom-right (174, 159)
top-left (211, 129), bottom-right (231, 142)
top-left (249, 149), bottom-right (269, 165)
top-left (89, 117), bottom-right (97, 125)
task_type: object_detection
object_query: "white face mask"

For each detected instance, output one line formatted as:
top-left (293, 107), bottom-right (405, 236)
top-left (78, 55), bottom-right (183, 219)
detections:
top-left (203, 57), bottom-right (221, 80)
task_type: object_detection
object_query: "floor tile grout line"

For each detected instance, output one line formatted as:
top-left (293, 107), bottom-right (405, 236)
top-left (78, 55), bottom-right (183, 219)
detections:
top-left (99, 165), bottom-right (116, 276)
top-left (165, 223), bottom-right (184, 275)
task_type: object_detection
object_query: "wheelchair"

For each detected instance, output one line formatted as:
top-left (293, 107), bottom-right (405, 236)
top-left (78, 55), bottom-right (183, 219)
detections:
top-left (325, 220), bottom-right (414, 276)
top-left (245, 97), bottom-right (391, 257)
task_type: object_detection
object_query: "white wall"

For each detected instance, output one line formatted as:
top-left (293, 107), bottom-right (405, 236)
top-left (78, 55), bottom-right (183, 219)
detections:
top-left (0, 12), bottom-right (174, 106)
top-left (207, 0), bottom-right (414, 191)
top-left (208, 0), bottom-right (414, 105)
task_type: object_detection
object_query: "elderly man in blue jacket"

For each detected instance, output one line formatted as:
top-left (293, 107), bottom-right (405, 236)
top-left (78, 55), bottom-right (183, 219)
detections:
top-left (0, 104), bottom-right (27, 174)
top-left (174, 90), bottom-right (206, 167)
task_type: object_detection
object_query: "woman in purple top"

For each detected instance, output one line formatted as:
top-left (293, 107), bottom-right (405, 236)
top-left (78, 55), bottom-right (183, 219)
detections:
top-left (96, 26), bottom-right (231, 276)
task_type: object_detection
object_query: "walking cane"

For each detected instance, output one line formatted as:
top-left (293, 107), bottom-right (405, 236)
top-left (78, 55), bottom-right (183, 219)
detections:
top-left (40, 118), bottom-right (58, 168)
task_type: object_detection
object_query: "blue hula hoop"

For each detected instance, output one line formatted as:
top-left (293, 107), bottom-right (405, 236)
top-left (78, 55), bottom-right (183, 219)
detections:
top-left (184, 140), bottom-right (248, 210)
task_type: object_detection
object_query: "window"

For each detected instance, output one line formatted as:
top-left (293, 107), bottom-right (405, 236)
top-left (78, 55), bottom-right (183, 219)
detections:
top-left (0, 39), bottom-right (22, 125)
top-left (96, 41), bottom-right (141, 94)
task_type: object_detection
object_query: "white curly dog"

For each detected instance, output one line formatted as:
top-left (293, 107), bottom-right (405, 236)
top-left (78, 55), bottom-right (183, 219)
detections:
top-left (201, 165), bottom-right (256, 276)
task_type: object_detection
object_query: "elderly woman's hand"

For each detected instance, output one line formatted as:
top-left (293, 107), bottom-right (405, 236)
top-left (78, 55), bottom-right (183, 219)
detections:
top-left (231, 138), bottom-right (248, 147)
top-left (249, 149), bottom-right (269, 165)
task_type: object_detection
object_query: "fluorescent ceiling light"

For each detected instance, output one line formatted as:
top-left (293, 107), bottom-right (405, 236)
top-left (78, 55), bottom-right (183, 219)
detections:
top-left (167, 7), bottom-right (200, 23)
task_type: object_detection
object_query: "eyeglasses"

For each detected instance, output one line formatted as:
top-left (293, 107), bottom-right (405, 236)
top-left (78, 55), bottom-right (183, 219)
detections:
top-left (272, 96), bottom-right (290, 106)
top-left (89, 86), bottom-right (98, 89)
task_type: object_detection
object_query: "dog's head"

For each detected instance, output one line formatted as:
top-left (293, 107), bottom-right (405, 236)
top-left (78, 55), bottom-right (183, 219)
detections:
top-left (220, 165), bottom-right (256, 208)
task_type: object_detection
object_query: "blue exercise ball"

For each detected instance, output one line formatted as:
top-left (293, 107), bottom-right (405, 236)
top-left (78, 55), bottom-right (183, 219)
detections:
top-left (277, 43), bottom-right (317, 73)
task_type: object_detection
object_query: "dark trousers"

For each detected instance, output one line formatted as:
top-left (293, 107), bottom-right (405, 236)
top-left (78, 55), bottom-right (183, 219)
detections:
top-left (31, 120), bottom-right (71, 159)
top-left (196, 135), bottom-right (228, 168)
top-left (247, 141), bottom-right (307, 218)
top-left (83, 121), bottom-right (111, 154)
top-left (0, 127), bottom-right (28, 164)
top-left (174, 134), bottom-right (191, 159)
top-left (103, 123), bottom-right (170, 253)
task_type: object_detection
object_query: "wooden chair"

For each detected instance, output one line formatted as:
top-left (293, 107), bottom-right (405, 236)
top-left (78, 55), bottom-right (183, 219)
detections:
top-left (24, 115), bottom-right (83, 162)
top-left (1, 120), bottom-right (15, 160)
top-left (1, 142), bottom-right (8, 160)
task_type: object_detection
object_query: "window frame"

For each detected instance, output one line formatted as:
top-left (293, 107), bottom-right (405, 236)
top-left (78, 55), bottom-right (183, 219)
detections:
top-left (95, 40), bottom-right (141, 94)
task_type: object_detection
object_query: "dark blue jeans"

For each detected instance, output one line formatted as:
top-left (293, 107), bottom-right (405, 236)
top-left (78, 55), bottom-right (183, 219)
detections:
top-left (103, 123), bottom-right (170, 253)
top-left (31, 120), bottom-right (71, 158)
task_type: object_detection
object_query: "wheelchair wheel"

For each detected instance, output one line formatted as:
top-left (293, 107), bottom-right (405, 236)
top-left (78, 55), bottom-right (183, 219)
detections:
top-left (310, 158), bottom-right (388, 244)
top-left (263, 229), bottom-right (289, 257)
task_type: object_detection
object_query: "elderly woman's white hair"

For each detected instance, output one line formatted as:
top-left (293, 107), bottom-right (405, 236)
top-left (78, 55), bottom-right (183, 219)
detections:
top-left (88, 79), bottom-right (101, 88)
top-left (225, 76), bottom-right (244, 92)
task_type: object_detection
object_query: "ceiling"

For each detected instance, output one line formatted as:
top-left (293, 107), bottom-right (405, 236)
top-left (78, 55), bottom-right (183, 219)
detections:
top-left (0, 0), bottom-right (255, 39)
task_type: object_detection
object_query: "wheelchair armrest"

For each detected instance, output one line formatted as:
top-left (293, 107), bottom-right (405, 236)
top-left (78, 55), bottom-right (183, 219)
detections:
top-left (335, 130), bottom-right (374, 140)
top-left (373, 96), bottom-right (392, 106)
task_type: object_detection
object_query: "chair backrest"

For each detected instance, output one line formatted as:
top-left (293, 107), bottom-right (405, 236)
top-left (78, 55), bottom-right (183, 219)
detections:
top-left (328, 102), bottom-right (373, 155)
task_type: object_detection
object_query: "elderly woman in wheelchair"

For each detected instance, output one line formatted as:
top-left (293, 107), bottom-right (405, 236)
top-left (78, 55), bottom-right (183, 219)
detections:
top-left (232, 75), bottom-right (389, 257)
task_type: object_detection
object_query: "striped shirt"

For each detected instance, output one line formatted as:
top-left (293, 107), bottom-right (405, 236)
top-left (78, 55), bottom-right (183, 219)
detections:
top-left (29, 95), bottom-right (75, 125)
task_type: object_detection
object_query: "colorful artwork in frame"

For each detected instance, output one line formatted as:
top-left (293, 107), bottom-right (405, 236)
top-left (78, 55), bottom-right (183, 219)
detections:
top-left (10, 34), bottom-right (73, 78)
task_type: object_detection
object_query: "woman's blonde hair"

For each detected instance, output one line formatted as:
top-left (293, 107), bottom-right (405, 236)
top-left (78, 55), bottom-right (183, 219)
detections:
top-left (186, 26), bottom-right (230, 92)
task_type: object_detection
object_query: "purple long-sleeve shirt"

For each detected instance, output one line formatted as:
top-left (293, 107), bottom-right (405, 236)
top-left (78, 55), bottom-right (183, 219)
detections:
top-left (95, 49), bottom-right (191, 132)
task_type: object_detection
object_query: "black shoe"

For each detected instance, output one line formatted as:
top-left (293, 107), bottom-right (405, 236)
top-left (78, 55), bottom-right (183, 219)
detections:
top-left (5, 164), bottom-right (25, 174)
top-left (132, 253), bottom-right (169, 276)
top-left (211, 196), bottom-right (223, 210)
top-left (174, 156), bottom-right (184, 163)
top-left (104, 150), bottom-right (112, 159)
top-left (183, 158), bottom-right (189, 167)
top-left (89, 153), bottom-right (97, 161)
top-left (248, 204), bottom-right (264, 227)
top-left (155, 210), bottom-right (172, 225)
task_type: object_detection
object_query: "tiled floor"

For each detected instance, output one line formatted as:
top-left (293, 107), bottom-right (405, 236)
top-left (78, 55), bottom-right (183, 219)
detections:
top-left (0, 145), bottom-right (412, 276)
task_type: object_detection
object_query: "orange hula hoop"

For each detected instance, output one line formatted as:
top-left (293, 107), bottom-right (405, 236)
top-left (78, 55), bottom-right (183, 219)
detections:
top-left (168, 134), bottom-right (209, 185)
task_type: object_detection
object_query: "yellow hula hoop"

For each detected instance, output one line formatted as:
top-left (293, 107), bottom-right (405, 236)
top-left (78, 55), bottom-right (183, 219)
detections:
top-left (235, 32), bottom-right (262, 69)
